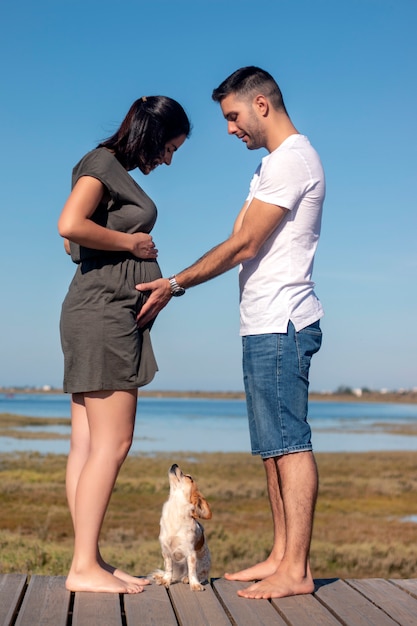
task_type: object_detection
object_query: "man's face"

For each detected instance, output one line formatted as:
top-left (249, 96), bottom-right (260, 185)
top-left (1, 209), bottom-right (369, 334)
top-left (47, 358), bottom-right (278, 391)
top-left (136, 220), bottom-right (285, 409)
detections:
top-left (220, 93), bottom-right (265, 150)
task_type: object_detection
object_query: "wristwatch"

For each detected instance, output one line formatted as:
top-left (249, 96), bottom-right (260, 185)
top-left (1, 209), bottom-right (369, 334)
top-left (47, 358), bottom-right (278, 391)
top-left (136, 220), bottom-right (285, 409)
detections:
top-left (168, 275), bottom-right (186, 297)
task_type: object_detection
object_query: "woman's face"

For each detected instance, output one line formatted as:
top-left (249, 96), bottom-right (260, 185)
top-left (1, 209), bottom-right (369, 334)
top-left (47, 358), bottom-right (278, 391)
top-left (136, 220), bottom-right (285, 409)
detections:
top-left (143, 134), bottom-right (187, 174)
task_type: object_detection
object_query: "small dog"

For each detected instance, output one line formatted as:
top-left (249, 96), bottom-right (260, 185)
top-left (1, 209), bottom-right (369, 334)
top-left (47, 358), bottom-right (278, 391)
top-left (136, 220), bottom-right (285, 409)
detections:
top-left (152, 463), bottom-right (212, 591)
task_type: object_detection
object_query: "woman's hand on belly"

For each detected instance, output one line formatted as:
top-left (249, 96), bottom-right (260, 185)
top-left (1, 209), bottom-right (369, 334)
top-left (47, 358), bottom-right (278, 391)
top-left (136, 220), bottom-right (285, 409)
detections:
top-left (130, 233), bottom-right (158, 259)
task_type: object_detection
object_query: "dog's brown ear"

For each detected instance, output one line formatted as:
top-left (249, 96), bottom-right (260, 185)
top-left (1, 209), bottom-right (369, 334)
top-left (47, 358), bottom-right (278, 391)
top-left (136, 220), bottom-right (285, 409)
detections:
top-left (194, 493), bottom-right (212, 520)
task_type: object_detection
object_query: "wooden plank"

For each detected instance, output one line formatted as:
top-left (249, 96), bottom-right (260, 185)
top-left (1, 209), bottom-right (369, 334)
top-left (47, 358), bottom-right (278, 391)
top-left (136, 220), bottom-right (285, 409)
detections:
top-left (315, 578), bottom-right (399, 625)
top-left (390, 578), bottom-right (417, 598)
top-left (3, 575), bottom-right (417, 626)
top-left (212, 578), bottom-right (287, 625)
top-left (0, 574), bottom-right (27, 626)
top-left (124, 583), bottom-right (178, 625)
top-left (271, 588), bottom-right (342, 625)
top-left (14, 576), bottom-right (70, 626)
top-left (72, 590), bottom-right (122, 626)
top-left (347, 578), bottom-right (417, 626)
top-left (169, 580), bottom-right (231, 626)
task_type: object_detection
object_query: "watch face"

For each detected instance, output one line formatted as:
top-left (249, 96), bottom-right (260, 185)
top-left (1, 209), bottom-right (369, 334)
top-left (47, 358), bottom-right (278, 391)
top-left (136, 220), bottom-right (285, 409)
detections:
top-left (172, 287), bottom-right (185, 297)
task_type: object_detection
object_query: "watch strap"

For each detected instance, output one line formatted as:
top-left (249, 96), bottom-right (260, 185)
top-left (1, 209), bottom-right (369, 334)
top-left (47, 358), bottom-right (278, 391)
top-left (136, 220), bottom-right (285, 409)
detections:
top-left (168, 275), bottom-right (185, 296)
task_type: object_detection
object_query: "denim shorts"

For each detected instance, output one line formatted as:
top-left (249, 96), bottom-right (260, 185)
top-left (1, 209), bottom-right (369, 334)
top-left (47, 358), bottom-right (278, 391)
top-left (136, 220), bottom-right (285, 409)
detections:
top-left (242, 320), bottom-right (322, 459)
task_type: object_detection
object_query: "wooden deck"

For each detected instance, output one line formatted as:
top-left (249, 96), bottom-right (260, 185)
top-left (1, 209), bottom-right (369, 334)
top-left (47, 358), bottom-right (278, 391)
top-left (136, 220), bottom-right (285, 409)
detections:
top-left (1, 575), bottom-right (417, 625)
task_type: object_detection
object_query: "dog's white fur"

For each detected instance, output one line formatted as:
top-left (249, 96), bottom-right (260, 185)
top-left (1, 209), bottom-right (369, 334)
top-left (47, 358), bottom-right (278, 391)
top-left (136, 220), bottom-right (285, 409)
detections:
top-left (152, 463), bottom-right (212, 591)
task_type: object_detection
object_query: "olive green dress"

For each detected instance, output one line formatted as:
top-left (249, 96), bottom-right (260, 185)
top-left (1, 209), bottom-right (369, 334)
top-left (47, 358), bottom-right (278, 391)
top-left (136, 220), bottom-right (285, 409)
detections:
top-left (60, 148), bottom-right (162, 393)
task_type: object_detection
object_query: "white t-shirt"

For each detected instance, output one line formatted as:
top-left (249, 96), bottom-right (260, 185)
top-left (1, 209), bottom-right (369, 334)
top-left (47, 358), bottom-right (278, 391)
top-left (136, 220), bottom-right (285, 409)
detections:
top-left (239, 134), bottom-right (325, 336)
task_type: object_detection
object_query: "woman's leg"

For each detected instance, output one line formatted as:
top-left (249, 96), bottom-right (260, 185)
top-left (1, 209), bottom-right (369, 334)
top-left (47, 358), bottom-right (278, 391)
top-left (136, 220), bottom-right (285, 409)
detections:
top-left (66, 393), bottom-right (90, 525)
top-left (66, 389), bottom-right (143, 593)
top-left (66, 394), bottom-right (147, 587)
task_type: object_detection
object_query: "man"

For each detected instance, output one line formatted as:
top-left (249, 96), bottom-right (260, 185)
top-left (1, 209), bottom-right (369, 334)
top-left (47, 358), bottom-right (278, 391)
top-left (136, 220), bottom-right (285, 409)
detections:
top-left (136, 66), bottom-right (325, 599)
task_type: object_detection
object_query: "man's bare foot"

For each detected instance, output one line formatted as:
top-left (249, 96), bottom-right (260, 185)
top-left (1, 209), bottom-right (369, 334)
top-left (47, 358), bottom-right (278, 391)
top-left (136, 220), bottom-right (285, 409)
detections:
top-left (224, 557), bottom-right (278, 582)
top-left (98, 555), bottom-right (150, 587)
top-left (237, 569), bottom-right (314, 599)
top-left (66, 565), bottom-right (144, 594)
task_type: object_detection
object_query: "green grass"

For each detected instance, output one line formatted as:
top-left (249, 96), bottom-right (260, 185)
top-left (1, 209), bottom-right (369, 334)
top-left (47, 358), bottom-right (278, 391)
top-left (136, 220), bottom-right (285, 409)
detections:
top-left (1, 450), bottom-right (417, 580)
top-left (0, 414), bottom-right (70, 440)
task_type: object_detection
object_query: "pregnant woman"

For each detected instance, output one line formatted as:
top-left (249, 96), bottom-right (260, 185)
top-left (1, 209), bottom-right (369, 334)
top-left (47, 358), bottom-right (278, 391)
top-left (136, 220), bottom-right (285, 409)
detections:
top-left (58, 96), bottom-right (190, 593)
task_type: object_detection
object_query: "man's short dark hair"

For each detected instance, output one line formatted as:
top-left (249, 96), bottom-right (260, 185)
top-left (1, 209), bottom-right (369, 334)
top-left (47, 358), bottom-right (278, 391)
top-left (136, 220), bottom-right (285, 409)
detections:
top-left (212, 66), bottom-right (287, 113)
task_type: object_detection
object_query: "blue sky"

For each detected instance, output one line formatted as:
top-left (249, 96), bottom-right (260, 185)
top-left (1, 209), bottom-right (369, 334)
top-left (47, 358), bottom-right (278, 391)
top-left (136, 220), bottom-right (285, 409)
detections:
top-left (0, 0), bottom-right (416, 392)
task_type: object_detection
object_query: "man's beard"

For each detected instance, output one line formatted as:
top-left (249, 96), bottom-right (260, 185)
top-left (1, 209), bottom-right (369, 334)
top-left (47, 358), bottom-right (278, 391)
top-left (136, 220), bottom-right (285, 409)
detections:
top-left (244, 115), bottom-right (265, 150)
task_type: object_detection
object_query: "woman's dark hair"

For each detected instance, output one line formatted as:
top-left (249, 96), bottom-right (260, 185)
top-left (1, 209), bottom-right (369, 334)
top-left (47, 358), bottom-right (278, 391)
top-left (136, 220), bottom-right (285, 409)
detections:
top-left (212, 66), bottom-right (287, 114)
top-left (98, 96), bottom-right (191, 171)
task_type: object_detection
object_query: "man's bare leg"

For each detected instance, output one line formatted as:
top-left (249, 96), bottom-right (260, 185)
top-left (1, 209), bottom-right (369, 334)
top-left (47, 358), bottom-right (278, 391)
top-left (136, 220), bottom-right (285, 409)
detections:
top-left (238, 450), bottom-right (317, 599)
top-left (66, 390), bottom-right (144, 593)
top-left (225, 456), bottom-right (286, 581)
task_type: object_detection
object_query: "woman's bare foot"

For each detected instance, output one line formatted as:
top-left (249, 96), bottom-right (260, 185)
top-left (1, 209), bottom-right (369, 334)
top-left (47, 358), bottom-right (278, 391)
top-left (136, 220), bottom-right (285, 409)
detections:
top-left (66, 564), bottom-right (144, 594)
top-left (237, 568), bottom-right (314, 599)
top-left (113, 569), bottom-right (150, 587)
top-left (224, 557), bottom-right (278, 582)
top-left (98, 554), bottom-right (150, 587)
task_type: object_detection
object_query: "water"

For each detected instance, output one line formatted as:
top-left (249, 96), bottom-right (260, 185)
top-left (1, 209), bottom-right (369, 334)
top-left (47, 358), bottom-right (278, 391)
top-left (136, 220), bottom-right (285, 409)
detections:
top-left (1, 393), bottom-right (417, 455)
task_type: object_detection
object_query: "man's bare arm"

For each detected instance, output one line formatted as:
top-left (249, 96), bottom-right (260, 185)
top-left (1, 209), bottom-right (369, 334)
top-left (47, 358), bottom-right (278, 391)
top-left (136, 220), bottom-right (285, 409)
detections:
top-left (136, 198), bottom-right (288, 326)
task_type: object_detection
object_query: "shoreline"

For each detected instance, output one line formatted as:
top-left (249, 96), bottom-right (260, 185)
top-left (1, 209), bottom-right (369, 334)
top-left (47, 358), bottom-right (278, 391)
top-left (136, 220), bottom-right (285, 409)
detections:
top-left (141, 390), bottom-right (417, 405)
top-left (1, 388), bottom-right (417, 404)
